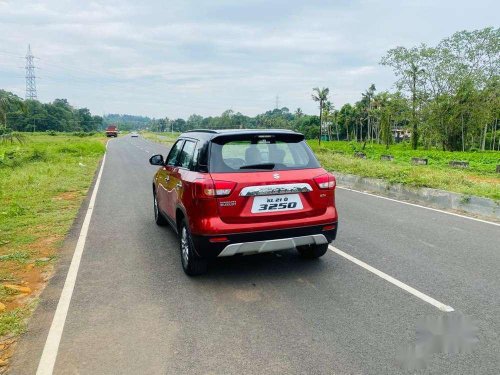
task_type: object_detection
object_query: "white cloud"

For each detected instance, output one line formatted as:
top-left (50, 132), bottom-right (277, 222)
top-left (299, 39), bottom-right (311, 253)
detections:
top-left (0, 0), bottom-right (498, 118)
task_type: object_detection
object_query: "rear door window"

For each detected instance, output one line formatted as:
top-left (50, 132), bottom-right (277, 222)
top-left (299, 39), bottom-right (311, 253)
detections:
top-left (210, 136), bottom-right (319, 172)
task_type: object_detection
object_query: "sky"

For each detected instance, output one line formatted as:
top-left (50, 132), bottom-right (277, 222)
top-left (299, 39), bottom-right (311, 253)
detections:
top-left (0, 0), bottom-right (498, 119)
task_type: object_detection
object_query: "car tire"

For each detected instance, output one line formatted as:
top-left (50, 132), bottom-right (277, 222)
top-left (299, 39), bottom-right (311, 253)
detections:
top-left (297, 243), bottom-right (328, 259)
top-left (179, 219), bottom-right (208, 276)
top-left (153, 190), bottom-right (167, 226)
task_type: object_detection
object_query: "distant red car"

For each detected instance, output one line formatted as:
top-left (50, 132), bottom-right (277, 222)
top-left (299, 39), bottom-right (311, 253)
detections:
top-left (105, 125), bottom-right (118, 137)
top-left (149, 129), bottom-right (338, 275)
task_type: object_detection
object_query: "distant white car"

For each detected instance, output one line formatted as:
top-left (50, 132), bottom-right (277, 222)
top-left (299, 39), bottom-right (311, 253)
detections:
top-left (131, 132), bottom-right (139, 137)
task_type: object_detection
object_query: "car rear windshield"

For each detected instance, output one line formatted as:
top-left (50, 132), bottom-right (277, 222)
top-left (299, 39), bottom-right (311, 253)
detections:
top-left (209, 135), bottom-right (320, 172)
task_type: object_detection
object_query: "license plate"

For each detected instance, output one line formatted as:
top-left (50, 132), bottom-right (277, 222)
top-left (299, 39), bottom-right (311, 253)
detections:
top-left (251, 194), bottom-right (303, 214)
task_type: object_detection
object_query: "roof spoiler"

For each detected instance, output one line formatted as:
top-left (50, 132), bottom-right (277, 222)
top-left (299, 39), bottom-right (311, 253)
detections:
top-left (211, 131), bottom-right (304, 144)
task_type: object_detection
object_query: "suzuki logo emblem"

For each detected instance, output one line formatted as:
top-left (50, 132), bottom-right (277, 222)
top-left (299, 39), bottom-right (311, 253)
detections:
top-left (273, 173), bottom-right (280, 179)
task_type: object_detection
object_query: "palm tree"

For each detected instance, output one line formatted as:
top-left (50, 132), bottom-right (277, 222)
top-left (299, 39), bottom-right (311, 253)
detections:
top-left (323, 101), bottom-right (332, 140)
top-left (0, 97), bottom-right (12, 129)
top-left (405, 63), bottom-right (425, 149)
top-left (312, 87), bottom-right (329, 144)
top-left (0, 94), bottom-right (27, 144)
top-left (0, 93), bottom-right (27, 130)
top-left (361, 84), bottom-right (376, 141)
top-left (0, 131), bottom-right (26, 144)
top-left (294, 108), bottom-right (303, 118)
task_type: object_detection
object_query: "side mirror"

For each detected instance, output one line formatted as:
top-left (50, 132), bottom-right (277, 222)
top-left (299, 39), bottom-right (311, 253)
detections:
top-left (149, 154), bottom-right (164, 166)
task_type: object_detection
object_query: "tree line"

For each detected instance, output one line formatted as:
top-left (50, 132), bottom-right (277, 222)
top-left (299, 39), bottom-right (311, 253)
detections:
top-left (103, 114), bottom-right (151, 131)
top-left (149, 109), bottom-right (321, 140)
top-left (150, 27), bottom-right (499, 151)
top-left (381, 27), bottom-right (499, 151)
top-left (0, 90), bottom-right (102, 134)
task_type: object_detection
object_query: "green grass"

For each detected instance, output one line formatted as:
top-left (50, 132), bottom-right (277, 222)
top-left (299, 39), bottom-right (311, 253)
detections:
top-left (0, 285), bottom-right (20, 300)
top-left (141, 131), bottom-right (179, 146)
top-left (0, 300), bottom-right (38, 337)
top-left (0, 271), bottom-right (18, 283)
top-left (309, 140), bottom-right (500, 200)
top-left (0, 309), bottom-right (27, 336)
top-left (0, 133), bottom-right (105, 338)
top-left (0, 133), bottom-right (105, 246)
top-left (0, 251), bottom-right (31, 263)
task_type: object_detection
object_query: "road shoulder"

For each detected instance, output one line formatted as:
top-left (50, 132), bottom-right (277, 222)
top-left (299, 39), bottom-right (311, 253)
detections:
top-left (8, 156), bottom-right (105, 375)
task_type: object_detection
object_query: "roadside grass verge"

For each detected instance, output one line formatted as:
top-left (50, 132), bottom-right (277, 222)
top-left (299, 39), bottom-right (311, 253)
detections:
top-left (0, 304), bottom-right (35, 337)
top-left (0, 133), bottom-right (105, 350)
top-left (141, 131), bottom-right (179, 146)
top-left (309, 141), bottom-right (500, 200)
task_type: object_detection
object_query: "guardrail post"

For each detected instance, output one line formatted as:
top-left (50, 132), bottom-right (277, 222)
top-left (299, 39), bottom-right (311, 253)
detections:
top-left (449, 161), bottom-right (469, 168)
top-left (411, 157), bottom-right (428, 165)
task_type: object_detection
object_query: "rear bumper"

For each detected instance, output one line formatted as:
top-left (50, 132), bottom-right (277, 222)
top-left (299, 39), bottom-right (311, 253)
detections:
top-left (218, 234), bottom-right (327, 257)
top-left (191, 223), bottom-right (337, 258)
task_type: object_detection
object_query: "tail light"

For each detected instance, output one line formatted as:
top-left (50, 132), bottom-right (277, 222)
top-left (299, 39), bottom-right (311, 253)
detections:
top-left (194, 179), bottom-right (236, 198)
top-left (314, 173), bottom-right (336, 190)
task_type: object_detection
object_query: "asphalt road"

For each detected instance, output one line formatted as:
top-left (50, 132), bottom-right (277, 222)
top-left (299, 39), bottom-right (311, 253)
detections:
top-left (11, 135), bottom-right (500, 374)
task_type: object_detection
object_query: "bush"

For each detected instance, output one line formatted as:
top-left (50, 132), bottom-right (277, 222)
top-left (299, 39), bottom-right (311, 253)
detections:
top-left (0, 149), bottom-right (23, 168)
top-left (46, 130), bottom-right (57, 136)
top-left (72, 131), bottom-right (96, 137)
top-left (29, 148), bottom-right (48, 162)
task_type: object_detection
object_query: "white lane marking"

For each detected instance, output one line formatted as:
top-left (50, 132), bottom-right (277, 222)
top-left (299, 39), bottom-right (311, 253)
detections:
top-left (337, 186), bottom-right (500, 227)
top-left (36, 147), bottom-right (108, 375)
top-left (329, 245), bottom-right (454, 312)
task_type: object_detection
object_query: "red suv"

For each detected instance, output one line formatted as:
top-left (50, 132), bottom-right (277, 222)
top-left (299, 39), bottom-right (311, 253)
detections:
top-left (149, 129), bottom-right (338, 275)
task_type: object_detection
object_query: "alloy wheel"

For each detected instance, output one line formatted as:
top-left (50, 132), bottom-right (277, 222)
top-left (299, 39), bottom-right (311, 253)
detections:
top-left (181, 226), bottom-right (189, 267)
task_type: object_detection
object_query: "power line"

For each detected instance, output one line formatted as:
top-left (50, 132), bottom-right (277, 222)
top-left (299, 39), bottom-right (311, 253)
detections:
top-left (0, 50), bottom-right (24, 58)
top-left (25, 44), bottom-right (37, 100)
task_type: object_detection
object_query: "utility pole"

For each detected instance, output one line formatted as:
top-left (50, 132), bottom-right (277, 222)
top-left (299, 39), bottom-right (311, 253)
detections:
top-left (25, 44), bottom-right (37, 100)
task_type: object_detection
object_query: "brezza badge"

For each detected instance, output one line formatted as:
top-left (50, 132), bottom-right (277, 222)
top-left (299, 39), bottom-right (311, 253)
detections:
top-left (220, 200), bottom-right (236, 207)
top-left (273, 173), bottom-right (280, 180)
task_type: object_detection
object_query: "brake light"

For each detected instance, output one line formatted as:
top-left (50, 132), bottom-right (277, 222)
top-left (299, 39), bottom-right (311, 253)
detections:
top-left (314, 173), bottom-right (336, 190)
top-left (194, 179), bottom-right (236, 198)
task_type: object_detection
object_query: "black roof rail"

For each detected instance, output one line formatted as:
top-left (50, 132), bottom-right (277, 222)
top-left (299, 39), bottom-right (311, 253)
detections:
top-left (185, 129), bottom-right (218, 134)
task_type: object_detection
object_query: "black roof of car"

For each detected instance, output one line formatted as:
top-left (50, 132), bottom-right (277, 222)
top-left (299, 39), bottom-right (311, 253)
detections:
top-left (181, 129), bottom-right (303, 142)
top-left (185, 128), bottom-right (297, 134)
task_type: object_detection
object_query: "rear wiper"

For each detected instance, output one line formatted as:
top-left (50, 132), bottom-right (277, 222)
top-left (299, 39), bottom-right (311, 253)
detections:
top-left (240, 163), bottom-right (275, 170)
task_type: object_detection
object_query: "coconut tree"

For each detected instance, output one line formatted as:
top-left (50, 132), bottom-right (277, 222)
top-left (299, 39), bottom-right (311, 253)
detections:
top-left (0, 97), bottom-right (12, 129)
top-left (323, 100), bottom-right (332, 140)
top-left (0, 130), bottom-right (27, 144)
top-left (406, 63), bottom-right (425, 149)
top-left (312, 87), bottom-right (329, 144)
top-left (0, 93), bottom-right (27, 144)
